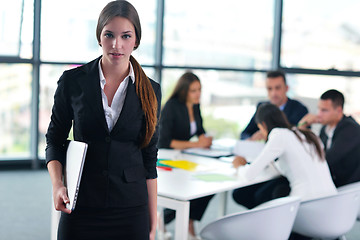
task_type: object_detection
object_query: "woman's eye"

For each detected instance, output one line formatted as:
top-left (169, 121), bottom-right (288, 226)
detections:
top-left (105, 33), bottom-right (114, 38)
top-left (122, 34), bottom-right (131, 39)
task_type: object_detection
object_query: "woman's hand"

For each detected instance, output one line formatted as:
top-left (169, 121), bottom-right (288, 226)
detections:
top-left (197, 134), bottom-right (213, 148)
top-left (149, 229), bottom-right (156, 240)
top-left (249, 130), bottom-right (266, 141)
top-left (298, 113), bottom-right (318, 129)
top-left (232, 156), bottom-right (247, 168)
top-left (48, 160), bottom-right (71, 214)
top-left (53, 183), bottom-right (71, 214)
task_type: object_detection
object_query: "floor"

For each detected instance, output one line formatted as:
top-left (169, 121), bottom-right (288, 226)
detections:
top-left (0, 169), bottom-right (359, 240)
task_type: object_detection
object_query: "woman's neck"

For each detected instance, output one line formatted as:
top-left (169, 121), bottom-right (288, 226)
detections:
top-left (186, 101), bottom-right (194, 109)
top-left (101, 58), bottom-right (129, 82)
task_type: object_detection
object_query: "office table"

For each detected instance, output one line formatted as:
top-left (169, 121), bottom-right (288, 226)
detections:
top-left (157, 149), bottom-right (280, 240)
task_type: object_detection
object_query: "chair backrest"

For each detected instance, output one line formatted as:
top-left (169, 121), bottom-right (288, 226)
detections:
top-left (337, 181), bottom-right (360, 220)
top-left (200, 196), bottom-right (300, 240)
top-left (292, 188), bottom-right (360, 239)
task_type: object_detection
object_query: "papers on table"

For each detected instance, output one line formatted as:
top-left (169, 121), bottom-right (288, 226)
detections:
top-left (193, 173), bottom-right (236, 182)
top-left (232, 140), bottom-right (265, 162)
top-left (159, 159), bottom-right (198, 171)
top-left (182, 148), bottom-right (233, 158)
top-left (64, 140), bottom-right (88, 211)
top-left (158, 159), bottom-right (215, 172)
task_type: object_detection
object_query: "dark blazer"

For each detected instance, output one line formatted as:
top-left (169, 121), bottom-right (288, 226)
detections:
top-left (45, 56), bottom-right (161, 208)
top-left (320, 115), bottom-right (360, 187)
top-left (158, 98), bottom-right (205, 148)
top-left (240, 98), bottom-right (308, 139)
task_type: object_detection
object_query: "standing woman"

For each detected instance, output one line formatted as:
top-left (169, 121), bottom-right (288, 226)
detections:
top-left (46, 1), bottom-right (161, 240)
top-left (233, 103), bottom-right (337, 203)
top-left (158, 72), bottom-right (212, 239)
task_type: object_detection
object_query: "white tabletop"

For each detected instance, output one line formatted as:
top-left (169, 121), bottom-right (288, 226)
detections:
top-left (157, 149), bottom-right (280, 201)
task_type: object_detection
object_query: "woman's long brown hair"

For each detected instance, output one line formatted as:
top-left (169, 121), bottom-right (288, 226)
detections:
top-left (130, 56), bottom-right (158, 148)
top-left (255, 103), bottom-right (324, 160)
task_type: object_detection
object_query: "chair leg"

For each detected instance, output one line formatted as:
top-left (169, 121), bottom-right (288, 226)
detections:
top-left (338, 235), bottom-right (347, 240)
top-left (157, 210), bottom-right (165, 240)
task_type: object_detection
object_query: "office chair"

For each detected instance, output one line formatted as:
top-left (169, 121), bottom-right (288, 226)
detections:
top-left (200, 196), bottom-right (300, 240)
top-left (337, 181), bottom-right (360, 220)
top-left (292, 187), bottom-right (360, 240)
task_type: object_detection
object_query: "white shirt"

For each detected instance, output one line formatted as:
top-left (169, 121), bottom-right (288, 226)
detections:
top-left (98, 60), bottom-right (135, 131)
top-left (238, 128), bottom-right (337, 201)
top-left (190, 121), bottom-right (197, 136)
top-left (324, 125), bottom-right (336, 149)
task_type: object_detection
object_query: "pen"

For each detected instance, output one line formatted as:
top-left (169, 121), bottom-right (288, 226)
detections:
top-left (157, 166), bottom-right (172, 171)
top-left (297, 121), bottom-right (308, 127)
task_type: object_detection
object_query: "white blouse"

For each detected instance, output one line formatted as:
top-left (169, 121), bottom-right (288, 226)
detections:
top-left (238, 128), bottom-right (337, 201)
top-left (190, 121), bottom-right (197, 136)
top-left (98, 60), bottom-right (135, 131)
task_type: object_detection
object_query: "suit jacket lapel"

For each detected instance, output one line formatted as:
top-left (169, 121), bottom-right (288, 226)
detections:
top-left (111, 80), bottom-right (142, 135)
top-left (78, 57), bottom-right (109, 133)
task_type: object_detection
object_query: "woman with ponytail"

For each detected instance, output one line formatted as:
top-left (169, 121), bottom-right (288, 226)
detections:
top-left (46, 1), bottom-right (160, 239)
top-left (233, 103), bottom-right (336, 204)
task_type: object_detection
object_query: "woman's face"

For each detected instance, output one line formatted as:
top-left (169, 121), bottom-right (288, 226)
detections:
top-left (99, 17), bottom-right (137, 66)
top-left (257, 122), bottom-right (268, 137)
top-left (186, 81), bottom-right (201, 104)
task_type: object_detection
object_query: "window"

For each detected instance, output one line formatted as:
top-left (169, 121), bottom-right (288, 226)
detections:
top-left (0, 0), bottom-right (33, 58)
top-left (0, 64), bottom-right (32, 159)
top-left (282, 0), bottom-right (360, 71)
top-left (163, 0), bottom-right (274, 69)
top-left (287, 74), bottom-right (360, 119)
top-left (1, 0), bottom-right (360, 164)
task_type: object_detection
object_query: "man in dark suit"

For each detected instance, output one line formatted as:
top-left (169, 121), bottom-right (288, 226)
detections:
top-left (233, 70), bottom-right (309, 209)
top-left (299, 89), bottom-right (360, 187)
top-left (240, 70), bottom-right (308, 140)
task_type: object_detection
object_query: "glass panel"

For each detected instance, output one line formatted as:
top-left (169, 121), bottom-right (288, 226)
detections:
top-left (287, 74), bottom-right (360, 121)
top-left (162, 69), bottom-right (267, 139)
top-left (163, 0), bottom-right (274, 69)
top-left (282, 0), bottom-right (360, 71)
top-left (40, 0), bottom-right (156, 64)
top-left (0, 0), bottom-right (33, 58)
top-left (0, 64), bottom-right (32, 159)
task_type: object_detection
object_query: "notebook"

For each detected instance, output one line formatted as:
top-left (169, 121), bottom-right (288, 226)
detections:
top-left (232, 140), bottom-right (265, 162)
top-left (182, 148), bottom-right (233, 158)
top-left (64, 140), bottom-right (88, 211)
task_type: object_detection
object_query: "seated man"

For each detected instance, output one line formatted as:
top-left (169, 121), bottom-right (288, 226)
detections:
top-left (232, 70), bottom-right (309, 209)
top-left (241, 70), bottom-right (308, 140)
top-left (299, 89), bottom-right (360, 187)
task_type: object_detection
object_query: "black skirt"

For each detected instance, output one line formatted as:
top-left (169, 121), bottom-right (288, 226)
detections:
top-left (58, 204), bottom-right (149, 240)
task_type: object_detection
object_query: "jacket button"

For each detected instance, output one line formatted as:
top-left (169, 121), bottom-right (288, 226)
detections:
top-left (102, 170), bottom-right (108, 176)
top-left (105, 137), bottom-right (111, 142)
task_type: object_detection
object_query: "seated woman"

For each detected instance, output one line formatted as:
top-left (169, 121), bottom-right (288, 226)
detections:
top-left (158, 72), bottom-right (212, 149)
top-left (233, 103), bottom-right (337, 203)
top-left (158, 72), bottom-right (213, 239)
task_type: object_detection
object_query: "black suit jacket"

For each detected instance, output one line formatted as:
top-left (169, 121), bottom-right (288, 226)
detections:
top-left (158, 98), bottom-right (205, 148)
top-left (320, 115), bottom-right (360, 187)
top-left (240, 98), bottom-right (308, 139)
top-left (45, 56), bottom-right (161, 208)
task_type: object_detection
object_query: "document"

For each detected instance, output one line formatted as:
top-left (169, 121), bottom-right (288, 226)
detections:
top-left (182, 148), bottom-right (233, 158)
top-left (232, 140), bottom-right (265, 162)
top-left (159, 159), bottom-right (199, 171)
top-left (64, 140), bottom-right (88, 211)
top-left (194, 173), bottom-right (236, 182)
